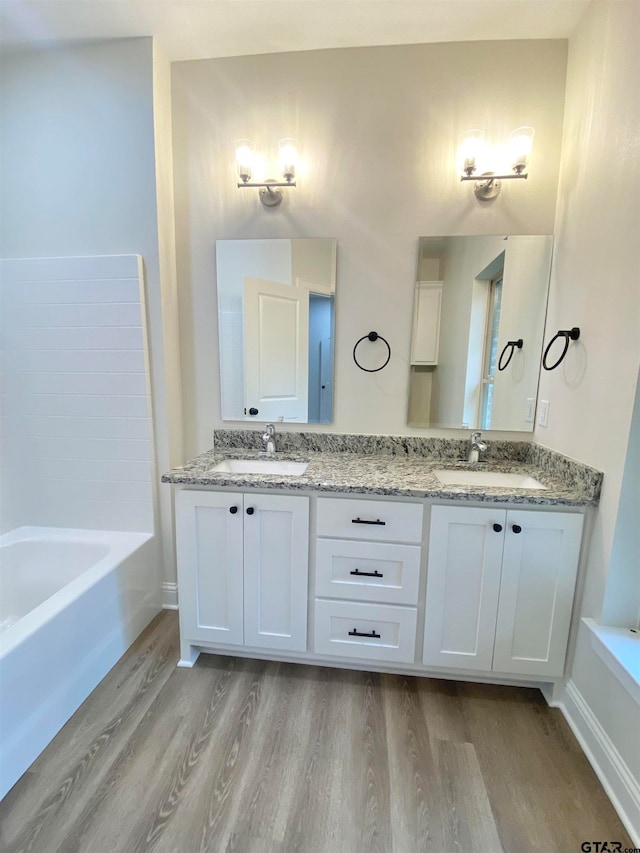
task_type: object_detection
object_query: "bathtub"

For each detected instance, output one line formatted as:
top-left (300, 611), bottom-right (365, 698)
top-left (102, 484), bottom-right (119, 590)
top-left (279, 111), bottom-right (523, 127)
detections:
top-left (0, 526), bottom-right (160, 800)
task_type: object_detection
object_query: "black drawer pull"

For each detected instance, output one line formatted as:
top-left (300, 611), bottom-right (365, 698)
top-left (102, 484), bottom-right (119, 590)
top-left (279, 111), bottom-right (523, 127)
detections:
top-left (512, 524), bottom-right (522, 534)
top-left (229, 506), bottom-right (238, 514)
top-left (492, 523), bottom-right (503, 533)
top-left (352, 517), bottom-right (386, 526)
top-left (349, 628), bottom-right (381, 639)
top-left (350, 569), bottom-right (384, 578)
top-left (246, 507), bottom-right (255, 516)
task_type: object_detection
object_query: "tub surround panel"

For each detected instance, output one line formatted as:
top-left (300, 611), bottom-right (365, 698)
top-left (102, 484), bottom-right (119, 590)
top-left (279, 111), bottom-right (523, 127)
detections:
top-left (0, 254), bottom-right (155, 533)
top-left (163, 432), bottom-right (601, 506)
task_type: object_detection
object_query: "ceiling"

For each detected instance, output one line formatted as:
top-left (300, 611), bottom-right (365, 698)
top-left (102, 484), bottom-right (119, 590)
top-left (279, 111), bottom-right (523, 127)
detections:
top-left (0, 0), bottom-right (589, 62)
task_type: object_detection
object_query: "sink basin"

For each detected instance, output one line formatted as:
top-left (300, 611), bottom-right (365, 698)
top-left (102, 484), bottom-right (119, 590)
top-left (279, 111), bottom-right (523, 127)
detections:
top-left (212, 458), bottom-right (309, 476)
top-left (434, 470), bottom-right (547, 490)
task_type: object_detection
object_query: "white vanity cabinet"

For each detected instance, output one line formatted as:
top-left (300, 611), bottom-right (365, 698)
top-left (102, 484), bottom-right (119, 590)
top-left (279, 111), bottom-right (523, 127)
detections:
top-left (176, 490), bottom-right (309, 660)
top-left (314, 497), bottom-right (423, 663)
top-left (423, 505), bottom-right (584, 677)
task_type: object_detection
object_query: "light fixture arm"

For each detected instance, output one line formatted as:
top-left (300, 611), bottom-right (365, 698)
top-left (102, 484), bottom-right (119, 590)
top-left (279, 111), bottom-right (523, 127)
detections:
top-left (236, 180), bottom-right (297, 189)
top-left (460, 173), bottom-right (528, 182)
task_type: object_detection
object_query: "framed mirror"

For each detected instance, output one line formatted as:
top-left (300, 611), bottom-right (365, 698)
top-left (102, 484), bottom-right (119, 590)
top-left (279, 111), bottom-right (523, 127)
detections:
top-left (408, 235), bottom-right (553, 432)
top-left (216, 238), bottom-right (337, 423)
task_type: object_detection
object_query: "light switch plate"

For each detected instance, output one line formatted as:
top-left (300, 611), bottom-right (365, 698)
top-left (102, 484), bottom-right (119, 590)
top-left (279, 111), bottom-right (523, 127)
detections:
top-left (538, 399), bottom-right (550, 427)
top-left (525, 397), bottom-right (535, 423)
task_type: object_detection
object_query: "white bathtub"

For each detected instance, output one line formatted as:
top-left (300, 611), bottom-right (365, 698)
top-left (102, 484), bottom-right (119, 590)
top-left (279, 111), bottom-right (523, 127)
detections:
top-left (0, 526), bottom-right (160, 799)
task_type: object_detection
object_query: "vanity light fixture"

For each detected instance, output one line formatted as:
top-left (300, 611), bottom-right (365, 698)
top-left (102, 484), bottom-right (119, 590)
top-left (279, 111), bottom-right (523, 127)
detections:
top-left (235, 138), bottom-right (298, 207)
top-left (459, 126), bottom-right (535, 200)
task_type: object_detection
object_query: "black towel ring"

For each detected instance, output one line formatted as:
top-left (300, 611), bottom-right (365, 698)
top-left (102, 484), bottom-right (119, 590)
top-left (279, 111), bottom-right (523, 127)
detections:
top-left (542, 327), bottom-right (580, 371)
top-left (498, 338), bottom-right (524, 371)
top-left (353, 331), bottom-right (391, 373)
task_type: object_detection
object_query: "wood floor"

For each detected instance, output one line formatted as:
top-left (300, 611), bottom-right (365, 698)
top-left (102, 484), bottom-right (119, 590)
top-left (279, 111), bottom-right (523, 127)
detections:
top-left (0, 612), bottom-right (631, 853)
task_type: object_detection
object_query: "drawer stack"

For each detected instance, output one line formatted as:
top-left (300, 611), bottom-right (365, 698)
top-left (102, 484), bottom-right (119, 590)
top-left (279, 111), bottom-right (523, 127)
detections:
top-left (314, 497), bottom-right (423, 663)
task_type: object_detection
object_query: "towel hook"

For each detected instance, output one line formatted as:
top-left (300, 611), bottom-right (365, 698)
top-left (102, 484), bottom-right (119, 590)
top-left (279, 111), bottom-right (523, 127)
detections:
top-left (542, 327), bottom-right (580, 371)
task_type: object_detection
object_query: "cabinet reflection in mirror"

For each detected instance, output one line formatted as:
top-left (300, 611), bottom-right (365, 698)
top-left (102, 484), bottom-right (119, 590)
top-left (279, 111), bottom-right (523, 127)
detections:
top-left (216, 239), bottom-right (337, 423)
top-left (408, 235), bottom-right (553, 432)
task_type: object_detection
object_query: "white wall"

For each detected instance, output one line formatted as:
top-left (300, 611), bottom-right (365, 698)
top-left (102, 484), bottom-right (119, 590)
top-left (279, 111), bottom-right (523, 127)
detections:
top-left (435, 235), bottom-right (506, 427)
top-left (492, 236), bottom-right (554, 430)
top-left (602, 367), bottom-right (640, 628)
top-left (0, 38), bottom-right (182, 589)
top-left (542, 1), bottom-right (640, 842)
top-left (171, 40), bottom-right (568, 457)
top-left (535, 0), bottom-right (640, 621)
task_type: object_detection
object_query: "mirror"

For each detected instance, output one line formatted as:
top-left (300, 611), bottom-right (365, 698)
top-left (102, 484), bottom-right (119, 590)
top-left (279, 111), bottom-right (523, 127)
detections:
top-left (408, 235), bottom-right (553, 432)
top-left (216, 238), bottom-right (337, 423)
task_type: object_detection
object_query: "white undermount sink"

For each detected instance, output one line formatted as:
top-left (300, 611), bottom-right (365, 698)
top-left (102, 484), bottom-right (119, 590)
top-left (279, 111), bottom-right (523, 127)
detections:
top-left (212, 458), bottom-right (309, 476)
top-left (434, 469), bottom-right (547, 490)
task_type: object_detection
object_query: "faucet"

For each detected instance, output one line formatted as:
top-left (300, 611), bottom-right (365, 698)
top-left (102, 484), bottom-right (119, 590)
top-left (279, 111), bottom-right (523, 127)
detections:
top-left (467, 431), bottom-right (487, 463)
top-left (262, 423), bottom-right (277, 454)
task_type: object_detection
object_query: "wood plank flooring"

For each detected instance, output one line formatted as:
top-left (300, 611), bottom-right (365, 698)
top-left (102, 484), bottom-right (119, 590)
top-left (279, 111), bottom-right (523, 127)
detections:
top-left (0, 611), bottom-right (631, 853)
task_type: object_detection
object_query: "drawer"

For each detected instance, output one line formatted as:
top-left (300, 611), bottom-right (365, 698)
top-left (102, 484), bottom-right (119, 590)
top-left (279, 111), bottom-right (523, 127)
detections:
top-left (314, 599), bottom-right (417, 664)
top-left (316, 497), bottom-right (423, 543)
top-left (316, 538), bottom-right (421, 605)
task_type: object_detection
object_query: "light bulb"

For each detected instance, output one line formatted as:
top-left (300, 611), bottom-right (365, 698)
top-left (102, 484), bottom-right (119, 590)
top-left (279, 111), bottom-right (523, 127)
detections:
top-left (235, 139), bottom-right (255, 182)
top-left (279, 138), bottom-right (298, 182)
top-left (509, 126), bottom-right (535, 174)
top-left (458, 130), bottom-right (485, 176)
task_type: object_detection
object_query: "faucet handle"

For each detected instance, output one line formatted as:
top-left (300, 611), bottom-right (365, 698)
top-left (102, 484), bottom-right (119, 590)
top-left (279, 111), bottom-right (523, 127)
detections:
top-left (264, 423), bottom-right (275, 435)
top-left (470, 431), bottom-right (482, 443)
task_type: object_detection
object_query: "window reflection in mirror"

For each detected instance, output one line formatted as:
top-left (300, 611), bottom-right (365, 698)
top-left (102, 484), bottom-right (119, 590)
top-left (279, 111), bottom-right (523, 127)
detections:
top-left (408, 235), bottom-right (553, 432)
top-left (216, 238), bottom-right (337, 424)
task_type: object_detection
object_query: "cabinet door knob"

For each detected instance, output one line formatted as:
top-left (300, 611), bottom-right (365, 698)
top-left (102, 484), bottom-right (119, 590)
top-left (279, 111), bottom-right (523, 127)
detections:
top-left (246, 507), bottom-right (255, 516)
top-left (492, 523), bottom-right (503, 533)
top-left (512, 524), bottom-right (522, 534)
top-left (229, 506), bottom-right (238, 514)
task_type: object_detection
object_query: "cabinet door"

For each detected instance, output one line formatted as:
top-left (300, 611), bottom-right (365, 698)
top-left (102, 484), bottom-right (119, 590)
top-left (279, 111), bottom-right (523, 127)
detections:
top-left (493, 510), bottom-right (583, 677)
top-left (243, 494), bottom-right (309, 652)
top-left (410, 282), bottom-right (442, 364)
top-left (423, 506), bottom-right (506, 671)
top-left (176, 490), bottom-right (244, 646)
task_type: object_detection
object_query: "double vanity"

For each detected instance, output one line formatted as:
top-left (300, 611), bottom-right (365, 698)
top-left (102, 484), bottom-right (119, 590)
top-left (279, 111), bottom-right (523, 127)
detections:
top-left (163, 430), bottom-right (602, 689)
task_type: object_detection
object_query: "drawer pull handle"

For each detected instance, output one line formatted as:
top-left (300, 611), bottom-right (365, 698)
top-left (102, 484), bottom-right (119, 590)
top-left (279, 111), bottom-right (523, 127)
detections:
top-left (512, 524), bottom-right (522, 534)
top-left (348, 628), bottom-right (381, 639)
top-left (350, 569), bottom-right (384, 578)
top-left (229, 506), bottom-right (239, 514)
top-left (492, 523), bottom-right (503, 533)
top-left (246, 507), bottom-right (255, 516)
top-left (352, 517), bottom-right (386, 526)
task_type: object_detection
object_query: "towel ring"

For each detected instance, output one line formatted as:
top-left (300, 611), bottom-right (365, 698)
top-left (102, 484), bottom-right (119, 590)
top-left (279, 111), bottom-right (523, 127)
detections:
top-left (542, 327), bottom-right (580, 371)
top-left (498, 338), bottom-right (523, 371)
top-left (353, 331), bottom-right (391, 373)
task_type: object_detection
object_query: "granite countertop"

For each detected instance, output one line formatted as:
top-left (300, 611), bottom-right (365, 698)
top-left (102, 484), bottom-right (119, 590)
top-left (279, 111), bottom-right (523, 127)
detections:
top-left (162, 447), bottom-right (598, 507)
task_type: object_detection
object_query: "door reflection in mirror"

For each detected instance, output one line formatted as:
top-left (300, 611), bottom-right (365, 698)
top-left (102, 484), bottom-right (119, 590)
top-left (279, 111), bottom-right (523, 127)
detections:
top-left (216, 239), bottom-right (337, 424)
top-left (408, 235), bottom-right (553, 432)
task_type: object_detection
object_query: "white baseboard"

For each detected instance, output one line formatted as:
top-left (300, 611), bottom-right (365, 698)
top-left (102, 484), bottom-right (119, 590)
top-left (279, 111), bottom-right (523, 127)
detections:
top-left (161, 582), bottom-right (178, 610)
top-left (557, 679), bottom-right (640, 846)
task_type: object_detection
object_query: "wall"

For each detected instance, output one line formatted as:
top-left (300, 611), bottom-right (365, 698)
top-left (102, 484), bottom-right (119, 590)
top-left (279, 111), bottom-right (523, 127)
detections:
top-left (0, 38), bottom-right (182, 592)
top-left (535, 0), bottom-right (640, 620)
top-left (602, 367), bottom-right (640, 628)
top-left (540, 1), bottom-right (640, 842)
top-left (171, 40), bottom-right (568, 458)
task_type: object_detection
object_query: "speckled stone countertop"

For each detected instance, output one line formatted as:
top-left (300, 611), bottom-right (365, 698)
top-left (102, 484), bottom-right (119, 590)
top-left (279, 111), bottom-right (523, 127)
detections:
top-left (162, 432), bottom-right (602, 507)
